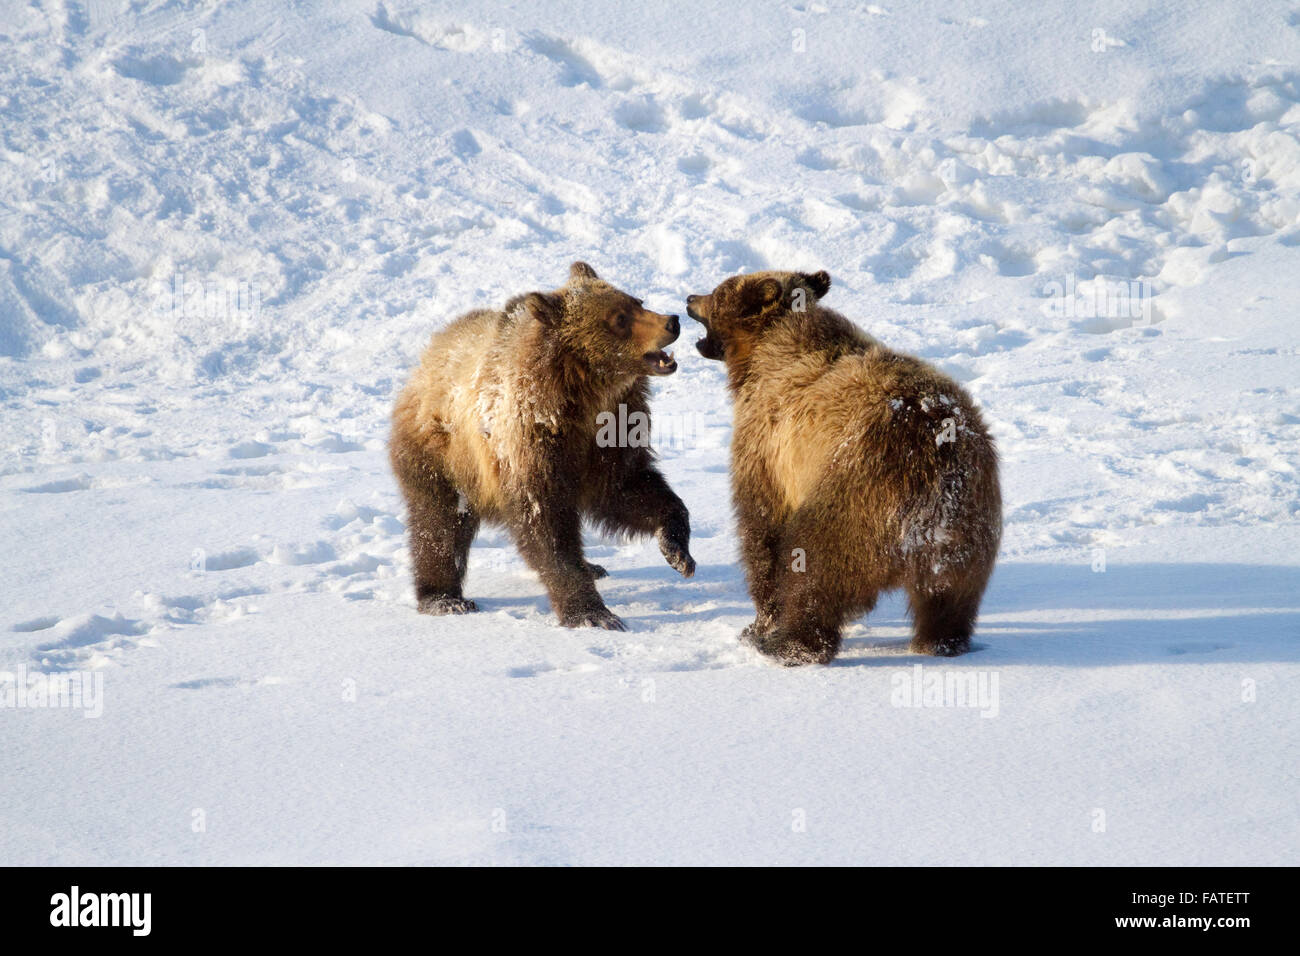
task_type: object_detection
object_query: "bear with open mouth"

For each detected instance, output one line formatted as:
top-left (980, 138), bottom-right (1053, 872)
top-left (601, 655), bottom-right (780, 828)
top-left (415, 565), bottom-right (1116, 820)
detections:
top-left (687, 269), bottom-right (1002, 665)
top-left (391, 261), bottom-right (695, 631)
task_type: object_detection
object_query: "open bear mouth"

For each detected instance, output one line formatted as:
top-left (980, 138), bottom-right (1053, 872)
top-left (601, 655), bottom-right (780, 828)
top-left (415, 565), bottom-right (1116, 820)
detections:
top-left (695, 335), bottom-right (724, 360)
top-left (642, 349), bottom-right (677, 374)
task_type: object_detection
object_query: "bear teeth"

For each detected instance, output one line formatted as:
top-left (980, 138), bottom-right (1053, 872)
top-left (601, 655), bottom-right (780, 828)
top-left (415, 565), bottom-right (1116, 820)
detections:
top-left (644, 349), bottom-right (676, 373)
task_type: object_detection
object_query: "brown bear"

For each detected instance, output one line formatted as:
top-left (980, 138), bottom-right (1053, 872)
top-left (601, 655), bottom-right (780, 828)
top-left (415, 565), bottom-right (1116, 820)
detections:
top-left (685, 270), bottom-right (1001, 665)
top-left (390, 261), bottom-right (696, 631)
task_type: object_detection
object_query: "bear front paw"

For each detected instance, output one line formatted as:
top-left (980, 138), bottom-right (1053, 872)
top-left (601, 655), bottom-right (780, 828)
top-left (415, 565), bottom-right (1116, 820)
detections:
top-left (656, 528), bottom-right (696, 578)
top-left (739, 617), bottom-right (771, 647)
top-left (559, 606), bottom-right (627, 631)
top-left (418, 594), bottom-right (479, 615)
top-left (745, 624), bottom-right (838, 666)
top-left (584, 560), bottom-right (609, 580)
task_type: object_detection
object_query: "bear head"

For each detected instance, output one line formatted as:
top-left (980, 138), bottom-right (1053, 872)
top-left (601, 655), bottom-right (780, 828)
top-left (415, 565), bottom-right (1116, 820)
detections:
top-left (519, 261), bottom-right (681, 378)
top-left (685, 270), bottom-right (831, 362)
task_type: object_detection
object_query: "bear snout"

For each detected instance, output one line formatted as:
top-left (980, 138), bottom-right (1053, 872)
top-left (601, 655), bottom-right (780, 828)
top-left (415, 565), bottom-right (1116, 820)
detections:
top-left (647, 311), bottom-right (679, 349)
top-left (634, 310), bottom-right (681, 375)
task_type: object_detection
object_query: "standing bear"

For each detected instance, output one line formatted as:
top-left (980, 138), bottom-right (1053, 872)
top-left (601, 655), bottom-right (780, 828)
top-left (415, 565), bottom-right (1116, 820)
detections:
top-left (391, 262), bottom-right (695, 631)
top-left (686, 270), bottom-right (1001, 665)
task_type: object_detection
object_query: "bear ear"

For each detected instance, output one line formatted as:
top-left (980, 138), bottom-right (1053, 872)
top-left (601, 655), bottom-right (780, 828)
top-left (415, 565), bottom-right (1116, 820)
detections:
top-left (802, 270), bottom-right (831, 299)
top-left (523, 291), bottom-right (564, 326)
top-left (569, 261), bottom-right (599, 281)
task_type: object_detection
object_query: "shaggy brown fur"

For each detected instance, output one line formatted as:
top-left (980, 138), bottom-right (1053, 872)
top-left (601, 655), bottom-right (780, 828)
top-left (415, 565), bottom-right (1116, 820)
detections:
top-left (686, 270), bottom-right (1001, 665)
top-left (391, 261), bottom-right (695, 631)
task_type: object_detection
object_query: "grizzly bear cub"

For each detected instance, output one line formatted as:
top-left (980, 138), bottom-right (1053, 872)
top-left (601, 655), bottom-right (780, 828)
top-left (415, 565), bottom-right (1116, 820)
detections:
top-left (686, 270), bottom-right (1001, 665)
top-left (391, 262), bottom-right (695, 631)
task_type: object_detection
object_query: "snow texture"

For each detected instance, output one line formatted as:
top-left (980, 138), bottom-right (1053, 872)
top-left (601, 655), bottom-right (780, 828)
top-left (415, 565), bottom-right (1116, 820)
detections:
top-left (1, 0), bottom-right (1298, 864)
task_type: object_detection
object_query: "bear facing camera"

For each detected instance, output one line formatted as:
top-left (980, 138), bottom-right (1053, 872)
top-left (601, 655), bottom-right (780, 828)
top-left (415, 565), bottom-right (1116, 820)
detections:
top-left (390, 261), bottom-right (695, 632)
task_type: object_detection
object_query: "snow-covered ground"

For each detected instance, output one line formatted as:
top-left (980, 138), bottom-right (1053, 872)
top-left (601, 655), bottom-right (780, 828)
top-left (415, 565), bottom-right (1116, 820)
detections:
top-left (2, 0), bottom-right (1298, 864)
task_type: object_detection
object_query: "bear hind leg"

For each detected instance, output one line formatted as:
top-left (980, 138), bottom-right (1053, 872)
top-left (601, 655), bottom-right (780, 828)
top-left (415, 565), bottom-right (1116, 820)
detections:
top-left (907, 585), bottom-right (983, 656)
top-left (747, 525), bottom-right (876, 666)
top-left (399, 468), bottom-right (480, 615)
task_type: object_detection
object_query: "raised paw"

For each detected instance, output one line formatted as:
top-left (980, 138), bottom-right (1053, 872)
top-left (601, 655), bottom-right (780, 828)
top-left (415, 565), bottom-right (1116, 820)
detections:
top-left (656, 527), bottom-right (696, 579)
top-left (584, 560), bottom-right (609, 580)
top-left (418, 594), bottom-right (479, 615)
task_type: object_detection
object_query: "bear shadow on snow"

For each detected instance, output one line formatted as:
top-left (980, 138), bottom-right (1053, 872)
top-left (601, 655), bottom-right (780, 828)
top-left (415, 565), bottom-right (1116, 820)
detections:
top-left (577, 560), bottom-right (1300, 668)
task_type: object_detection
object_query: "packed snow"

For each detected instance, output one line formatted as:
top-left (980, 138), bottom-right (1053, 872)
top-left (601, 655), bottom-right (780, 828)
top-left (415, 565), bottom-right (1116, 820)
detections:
top-left (1, 0), bottom-right (1297, 864)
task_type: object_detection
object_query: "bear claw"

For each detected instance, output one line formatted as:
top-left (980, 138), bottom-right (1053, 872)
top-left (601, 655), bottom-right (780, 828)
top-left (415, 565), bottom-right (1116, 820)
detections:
top-left (560, 607), bottom-right (626, 631)
top-left (666, 551), bottom-right (696, 578)
top-left (657, 534), bottom-right (695, 578)
top-left (655, 518), bottom-right (695, 578)
top-left (418, 595), bottom-right (479, 615)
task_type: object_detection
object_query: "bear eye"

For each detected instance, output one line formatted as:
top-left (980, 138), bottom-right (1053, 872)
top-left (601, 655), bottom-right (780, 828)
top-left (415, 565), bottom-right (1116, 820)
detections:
top-left (613, 312), bottom-right (631, 332)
